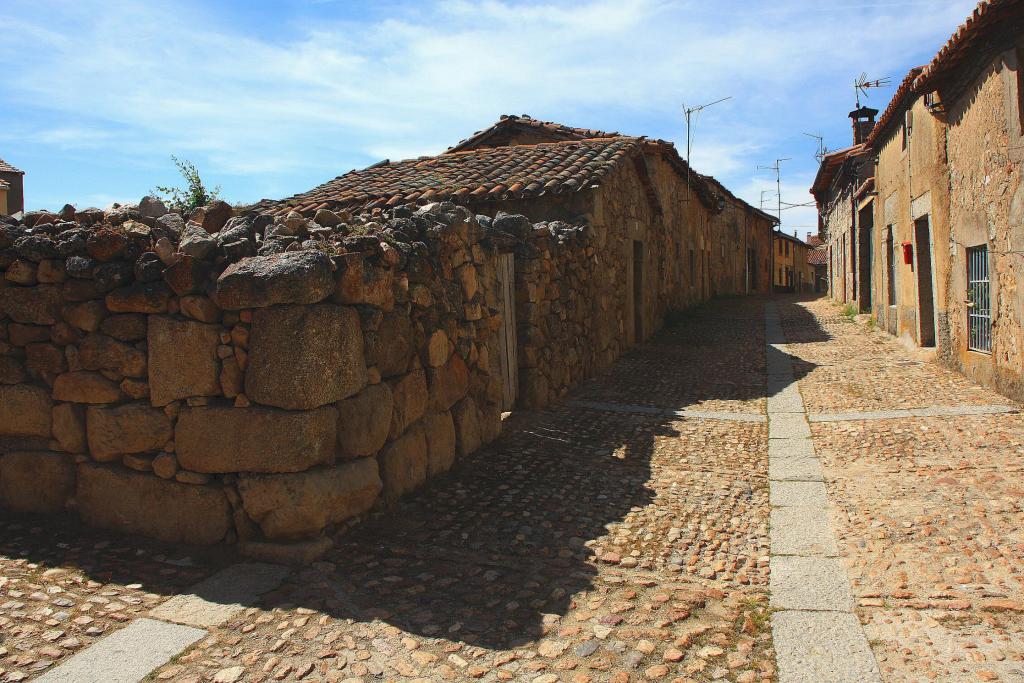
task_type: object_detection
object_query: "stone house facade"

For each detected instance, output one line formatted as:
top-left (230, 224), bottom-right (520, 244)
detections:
top-left (0, 158), bottom-right (24, 216)
top-left (267, 115), bottom-right (778, 408)
top-left (812, 0), bottom-right (1024, 399)
top-left (771, 231), bottom-right (814, 293)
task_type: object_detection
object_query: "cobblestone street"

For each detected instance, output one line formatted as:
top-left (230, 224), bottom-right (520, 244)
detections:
top-left (2, 295), bottom-right (1024, 682)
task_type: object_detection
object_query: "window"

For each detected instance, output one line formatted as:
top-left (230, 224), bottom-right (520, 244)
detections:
top-left (689, 249), bottom-right (695, 285)
top-left (785, 241), bottom-right (790, 257)
top-left (886, 228), bottom-right (897, 306)
top-left (967, 245), bottom-right (992, 352)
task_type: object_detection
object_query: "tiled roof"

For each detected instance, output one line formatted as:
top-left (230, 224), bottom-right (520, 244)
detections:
top-left (864, 67), bottom-right (924, 149)
top-left (263, 137), bottom-right (641, 215)
top-left (0, 158), bottom-right (23, 174)
top-left (0, 179), bottom-right (9, 190)
top-left (915, 0), bottom-right (1024, 92)
top-left (447, 114), bottom-right (621, 153)
top-left (808, 246), bottom-right (828, 266)
top-left (810, 144), bottom-right (867, 197)
top-left (806, 235), bottom-right (824, 248)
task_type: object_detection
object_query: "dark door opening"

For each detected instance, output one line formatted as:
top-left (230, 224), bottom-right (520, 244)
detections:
top-left (914, 217), bottom-right (936, 347)
top-left (633, 240), bottom-right (643, 343)
top-left (858, 205), bottom-right (873, 311)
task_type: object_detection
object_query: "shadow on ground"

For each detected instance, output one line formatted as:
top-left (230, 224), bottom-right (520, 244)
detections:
top-left (0, 296), bottom-right (828, 652)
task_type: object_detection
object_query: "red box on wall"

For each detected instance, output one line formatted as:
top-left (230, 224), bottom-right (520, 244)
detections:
top-left (902, 241), bottom-right (914, 264)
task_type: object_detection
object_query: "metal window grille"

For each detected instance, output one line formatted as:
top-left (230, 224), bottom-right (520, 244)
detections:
top-left (967, 245), bottom-right (992, 353)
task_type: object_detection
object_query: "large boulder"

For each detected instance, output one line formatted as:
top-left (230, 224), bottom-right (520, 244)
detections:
top-left (365, 313), bottom-right (412, 378)
top-left (138, 196), bottom-right (169, 219)
top-left (389, 369), bottom-right (428, 439)
top-left (0, 285), bottom-right (61, 324)
top-left (175, 405), bottom-right (336, 473)
top-left (245, 304), bottom-right (366, 410)
top-left (336, 383), bottom-right (393, 458)
top-left (86, 402), bottom-right (172, 461)
top-left (191, 200), bottom-right (233, 234)
top-left (0, 385), bottom-right (51, 437)
top-left (378, 423), bottom-right (427, 504)
top-left (0, 451), bottom-right (76, 513)
top-left (105, 282), bottom-right (172, 314)
top-left (52, 371), bottom-right (122, 404)
top-left (76, 463), bottom-right (231, 545)
top-left (452, 396), bottom-right (483, 457)
top-left (423, 411), bottom-right (456, 476)
top-left (147, 316), bottom-right (222, 406)
top-left (237, 458), bottom-right (382, 540)
top-left (213, 251), bottom-right (334, 310)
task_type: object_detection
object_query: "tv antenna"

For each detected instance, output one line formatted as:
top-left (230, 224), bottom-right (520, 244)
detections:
top-left (757, 158), bottom-right (791, 223)
top-left (683, 96), bottom-right (732, 201)
top-left (803, 131), bottom-right (827, 163)
top-left (854, 72), bottom-right (891, 108)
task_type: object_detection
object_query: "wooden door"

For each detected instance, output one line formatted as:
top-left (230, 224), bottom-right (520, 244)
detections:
top-left (496, 253), bottom-right (518, 411)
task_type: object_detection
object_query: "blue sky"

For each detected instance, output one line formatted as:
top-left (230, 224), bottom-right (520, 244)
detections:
top-left (0, 0), bottom-right (976, 235)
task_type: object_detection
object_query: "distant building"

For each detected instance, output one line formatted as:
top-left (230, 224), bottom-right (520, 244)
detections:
top-left (806, 233), bottom-right (828, 293)
top-left (772, 230), bottom-right (814, 293)
top-left (0, 158), bottom-right (24, 216)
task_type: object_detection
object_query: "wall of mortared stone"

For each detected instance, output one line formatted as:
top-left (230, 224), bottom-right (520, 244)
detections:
top-left (0, 200), bottom-right (509, 553)
top-left (943, 47), bottom-right (1024, 399)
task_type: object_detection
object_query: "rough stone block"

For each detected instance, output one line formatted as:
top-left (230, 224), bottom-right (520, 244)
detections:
top-left (0, 451), bottom-right (76, 513)
top-left (76, 463), bottom-right (231, 545)
top-left (336, 383), bottom-right (393, 458)
top-left (423, 411), bottom-right (456, 476)
top-left (238, 458), bottom-right (382, 539)
top-left (52, 371), bottom-right (121, 404)
top-left (366, 313), bottom-right (412, 378)
top-left (147, 316), bottom-right (222, 406)
top-left (333, 253), bottom-right (395, 311)
top-left (62, 300), bottom-right (106, 332)
top-left (379, 423), bottom-right (427, 504)
top-left (0, 384), bottom-right (51, 437)
top-left (52, 403), bottom-right (87, 453)
top-left (105, 281), bottom-right (172, 313)
top-left (0, 285), bottom-right (61, 324)
top-left (79, 332), bottom-right (147, 377)
top-left (86, 402), bottom-right (173, 461)
top-left (427, 353), bottom-right (469, 411)
top-left (175, 405), bottom-right (336, 473)
top-left (452, 396), bottom-right (483, 457)
top-left (245, 303), bottom-right (366, 410)
top-left (214, 251), bottom-right (334, 310)
top-left (389, 369), bottom-right (428, 439)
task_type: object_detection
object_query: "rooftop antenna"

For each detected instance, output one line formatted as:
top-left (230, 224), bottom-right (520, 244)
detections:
top-left (803, 132), bottom-right (827, 163)
top-left (683, 96), bottom-right (732, 201)
top-left (757, 158), bottom-right (791, 225)
top-left (854, 72), bottom-right (891, 108)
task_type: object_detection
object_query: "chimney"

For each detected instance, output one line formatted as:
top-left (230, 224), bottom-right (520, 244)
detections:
top-left (849, 106), bottom-right (879, 145)
top-left (806, 232), bottom-right (812, 243)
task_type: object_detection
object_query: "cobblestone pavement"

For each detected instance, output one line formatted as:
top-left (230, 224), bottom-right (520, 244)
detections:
top-left (1, 298), bottom-right (775, 683)
top-left (781, 297), bottom-right (1024, 682)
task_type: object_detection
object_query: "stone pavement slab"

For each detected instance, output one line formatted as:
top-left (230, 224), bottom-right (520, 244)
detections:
top-left (769, 479), bottom-right (829, 508)
top-left (150, 562), bottom-right (291, 628)
top-left (35, 618), bottom-right (206, 683)
top-left (770, 556), bottom-right (853, 611)
top-left (768, 457), bottom-right (823, 482)
top-left (772, 611), bottom-right (881, 683)
top-left (768, 437), bottom-right (816, 459)
top-left (768, 413), bottom-right (811, 439)
top-left (770, 507), bottom-right (838, 556)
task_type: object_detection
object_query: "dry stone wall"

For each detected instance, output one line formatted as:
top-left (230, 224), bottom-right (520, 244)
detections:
top-left (0, 198), bottom-right (517, 554)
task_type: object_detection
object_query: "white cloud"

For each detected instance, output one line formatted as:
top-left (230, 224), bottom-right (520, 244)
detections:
top-left (0, 0), bottom-right (978, 208)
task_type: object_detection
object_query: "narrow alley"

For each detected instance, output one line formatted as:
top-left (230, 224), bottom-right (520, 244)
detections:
top-left (2, 296), bottom-right (1023, 683)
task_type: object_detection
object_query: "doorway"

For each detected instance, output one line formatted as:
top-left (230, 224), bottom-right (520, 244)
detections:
top-left (914, 217), bottom-right (936, 347)
top-left (633, 240), bottom-right (644, 343)
top-left (496, 253), bottom-right (518, 410)
top-left (858, 204), bottom-right (873, 311)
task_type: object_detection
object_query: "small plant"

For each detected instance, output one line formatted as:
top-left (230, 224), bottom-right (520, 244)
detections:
top-left (153, 155), bottom-right (221, 214)
top-left (841, 303), bottom-right (858, 319)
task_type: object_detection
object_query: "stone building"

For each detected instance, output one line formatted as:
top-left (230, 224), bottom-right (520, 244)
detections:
top-left (0, 157), bottom-right (24, 216)
top-left (267, 115), bottom-right (778, 406)
top-left (0, 117), bottom-right (775, 553)
top-left (771, 230), bottom-right (814, 293)
top-left (806, 233), bottom-right (828, 293)
top-left (812, 0), bottom-right (1024, 398)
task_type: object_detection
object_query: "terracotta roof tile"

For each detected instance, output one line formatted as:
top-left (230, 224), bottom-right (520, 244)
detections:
top-left (447, 114), bottom-right (621, 153)
top-left (0, 158), bottom-right (23, 174)
top-left (808, 246), bottom-right (828, 266)
top-left (916, 0), bottom-right (1024, 92)
top-left (262, 137), bottom-right (641, 216)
